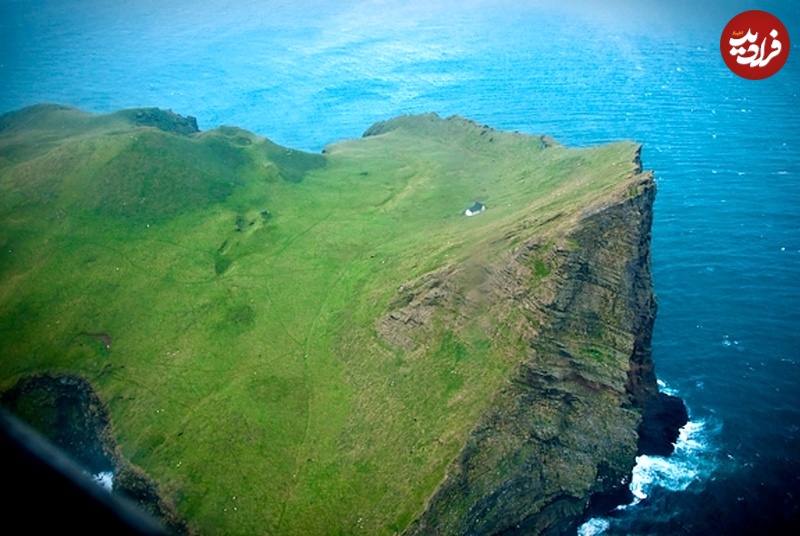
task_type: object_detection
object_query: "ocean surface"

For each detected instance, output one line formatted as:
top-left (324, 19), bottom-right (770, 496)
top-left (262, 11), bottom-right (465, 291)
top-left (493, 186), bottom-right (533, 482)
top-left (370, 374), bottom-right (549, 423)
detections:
top-left (1, 0), bottom-right (798, 533)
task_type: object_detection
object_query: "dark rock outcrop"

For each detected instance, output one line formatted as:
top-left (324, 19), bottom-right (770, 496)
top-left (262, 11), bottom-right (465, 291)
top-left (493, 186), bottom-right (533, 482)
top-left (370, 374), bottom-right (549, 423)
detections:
top-left (1, 374), bottom-right (189, 535)
top-left (120, 108), bottom-right (200, 136)
top-left (1, 374), bottom-right (116, 476)
top-left (637, 392), bottom-right (689, 457)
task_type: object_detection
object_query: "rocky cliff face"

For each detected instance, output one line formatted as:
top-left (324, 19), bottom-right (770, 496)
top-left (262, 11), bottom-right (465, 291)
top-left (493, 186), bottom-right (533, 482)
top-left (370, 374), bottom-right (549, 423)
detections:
top-left (0, 374), bottom-right (189, 534)
top-left (404, 161), bottom-right (686, 535)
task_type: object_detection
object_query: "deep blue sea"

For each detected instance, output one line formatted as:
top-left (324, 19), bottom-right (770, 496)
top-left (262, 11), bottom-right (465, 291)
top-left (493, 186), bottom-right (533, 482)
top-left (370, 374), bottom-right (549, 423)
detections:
top-left (2, 0), bottom-right (798, 533)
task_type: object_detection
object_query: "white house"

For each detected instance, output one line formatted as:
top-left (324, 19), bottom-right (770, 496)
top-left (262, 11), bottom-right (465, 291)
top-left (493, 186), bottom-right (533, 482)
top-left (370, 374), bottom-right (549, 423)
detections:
top-left (464, 201), bottom-right (486, 217)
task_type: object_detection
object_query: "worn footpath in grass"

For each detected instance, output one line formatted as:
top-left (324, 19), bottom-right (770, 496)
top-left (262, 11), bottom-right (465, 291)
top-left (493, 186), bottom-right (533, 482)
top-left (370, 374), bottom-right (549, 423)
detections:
top-left (0, 105), bottom-right (642, 534)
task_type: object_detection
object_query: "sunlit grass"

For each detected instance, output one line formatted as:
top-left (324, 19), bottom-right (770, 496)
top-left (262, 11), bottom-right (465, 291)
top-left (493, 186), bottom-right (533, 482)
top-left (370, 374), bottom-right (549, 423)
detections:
top-left (0, 105), bottom-right (641, 534)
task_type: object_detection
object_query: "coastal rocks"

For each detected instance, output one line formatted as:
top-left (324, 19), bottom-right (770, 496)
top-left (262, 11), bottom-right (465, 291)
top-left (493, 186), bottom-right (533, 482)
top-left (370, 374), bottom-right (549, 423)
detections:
top-left (1, 374), bottom-right (116, 477)
top-left (637, 392), bottom-right (689, 457)
top-left (0, 373), bottom-right (188, 535)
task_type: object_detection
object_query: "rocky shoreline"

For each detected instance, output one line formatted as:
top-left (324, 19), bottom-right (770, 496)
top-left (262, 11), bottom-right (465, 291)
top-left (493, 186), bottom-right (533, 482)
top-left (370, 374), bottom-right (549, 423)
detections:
top-left (1, 374), bottom-right (189, 535)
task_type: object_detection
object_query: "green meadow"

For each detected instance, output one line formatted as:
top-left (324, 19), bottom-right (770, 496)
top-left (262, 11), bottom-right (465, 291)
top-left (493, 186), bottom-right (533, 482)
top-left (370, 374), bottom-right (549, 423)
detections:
top-left (0, 105), bottom-right (642, 534)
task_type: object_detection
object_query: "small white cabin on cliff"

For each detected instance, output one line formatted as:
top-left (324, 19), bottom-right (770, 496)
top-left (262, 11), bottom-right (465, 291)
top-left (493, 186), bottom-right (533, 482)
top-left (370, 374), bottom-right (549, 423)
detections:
top-left (464, 202), bottom-right (486, 217)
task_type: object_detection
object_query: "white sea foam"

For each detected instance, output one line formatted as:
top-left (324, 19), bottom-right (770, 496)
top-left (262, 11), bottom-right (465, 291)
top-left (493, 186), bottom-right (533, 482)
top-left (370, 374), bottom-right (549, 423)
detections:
top-left (92, 471), bottom-right (114, 491)
top-left (577, 517), bottom-right (610, 536)
top-left (656, 379), bottom-right (678, 397)
top-left (630, 420), bottom-right (707, 502)
top-left (578, 390), bottom-right (718, 535)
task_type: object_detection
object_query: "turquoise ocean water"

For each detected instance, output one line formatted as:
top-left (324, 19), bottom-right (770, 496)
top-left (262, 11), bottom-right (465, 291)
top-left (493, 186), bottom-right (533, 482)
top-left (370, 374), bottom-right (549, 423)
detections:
top-left (1, 0), bottom-right (798, 533)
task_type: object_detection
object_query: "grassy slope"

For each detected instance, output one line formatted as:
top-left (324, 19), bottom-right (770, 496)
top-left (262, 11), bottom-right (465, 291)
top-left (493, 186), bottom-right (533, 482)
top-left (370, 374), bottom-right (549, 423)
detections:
top-left (0, 106), bottom-right (641, 534)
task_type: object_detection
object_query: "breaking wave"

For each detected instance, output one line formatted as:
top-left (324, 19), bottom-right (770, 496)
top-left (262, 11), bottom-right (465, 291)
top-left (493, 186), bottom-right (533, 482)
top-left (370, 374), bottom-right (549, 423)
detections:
top-left (578, 393), bottom-right (719, 535)
top-left (629, 419), bottom-right (714, 503)
top-left (92, 471), bottom-right (114, 491)
top-left (578, 517), bottom-right (610, 536)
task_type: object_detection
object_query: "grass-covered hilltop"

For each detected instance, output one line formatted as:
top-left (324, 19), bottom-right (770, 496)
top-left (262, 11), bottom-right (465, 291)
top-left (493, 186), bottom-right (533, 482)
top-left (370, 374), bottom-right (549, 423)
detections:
top-left (0, 104), bottom-right (685, 535)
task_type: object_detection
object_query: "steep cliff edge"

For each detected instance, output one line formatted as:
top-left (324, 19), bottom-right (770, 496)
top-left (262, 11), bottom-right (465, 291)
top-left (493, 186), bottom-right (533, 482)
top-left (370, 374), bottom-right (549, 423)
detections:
top-left (403, 161), bottom-right (686, 535)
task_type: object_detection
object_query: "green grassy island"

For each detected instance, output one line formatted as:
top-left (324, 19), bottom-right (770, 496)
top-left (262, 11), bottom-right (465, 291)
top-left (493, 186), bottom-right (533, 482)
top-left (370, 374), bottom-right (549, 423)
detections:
top-left (0, 104), bottom-right (677, 535)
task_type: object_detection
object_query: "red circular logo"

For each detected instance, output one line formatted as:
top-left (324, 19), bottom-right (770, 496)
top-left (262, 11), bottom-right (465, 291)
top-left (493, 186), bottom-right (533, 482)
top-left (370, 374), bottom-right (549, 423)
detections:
top-left (721, 10), bottom-right (790, 80)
